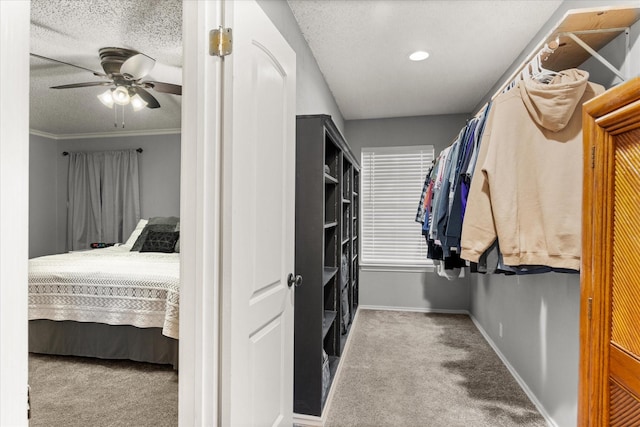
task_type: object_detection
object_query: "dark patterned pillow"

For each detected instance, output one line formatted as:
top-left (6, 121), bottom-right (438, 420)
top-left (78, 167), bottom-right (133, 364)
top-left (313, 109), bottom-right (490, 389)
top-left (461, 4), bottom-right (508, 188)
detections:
top-left (140, 231), bottom-right (180, 253)
top-left (131, 223), bottom-right (177, 251)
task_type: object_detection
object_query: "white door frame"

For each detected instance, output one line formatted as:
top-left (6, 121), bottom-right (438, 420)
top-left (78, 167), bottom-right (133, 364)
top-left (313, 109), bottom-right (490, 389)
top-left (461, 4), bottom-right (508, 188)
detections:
top-left (0, 1), bottom-right (31, 424)
top-left (0, 0), bottom-right (223, 424)
top-left (179, 1), bottom-right (223, 425)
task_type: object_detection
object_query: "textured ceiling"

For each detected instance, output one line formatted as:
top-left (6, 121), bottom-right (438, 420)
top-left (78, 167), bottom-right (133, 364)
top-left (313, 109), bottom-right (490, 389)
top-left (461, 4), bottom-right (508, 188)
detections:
top-left (30, 0), bottom-right (563, 135)
top-left (30, 0), bottom-right (182, 136)
top-left (288, 0), bottom-right (563, 120)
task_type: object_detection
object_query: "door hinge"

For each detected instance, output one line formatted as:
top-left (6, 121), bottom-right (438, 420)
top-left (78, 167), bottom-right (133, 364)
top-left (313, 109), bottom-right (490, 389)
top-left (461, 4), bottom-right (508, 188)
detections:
top-left (587, 297), bottom-right (593, 320)
top-left (210, 27), bottom-right (233, 57)
top-left (591, 146), bottom-right (596, 169)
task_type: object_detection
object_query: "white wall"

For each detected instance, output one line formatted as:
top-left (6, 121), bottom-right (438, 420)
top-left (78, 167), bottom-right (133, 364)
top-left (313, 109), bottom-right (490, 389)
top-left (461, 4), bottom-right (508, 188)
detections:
top-left (28, 133), bottom-right (181, 257)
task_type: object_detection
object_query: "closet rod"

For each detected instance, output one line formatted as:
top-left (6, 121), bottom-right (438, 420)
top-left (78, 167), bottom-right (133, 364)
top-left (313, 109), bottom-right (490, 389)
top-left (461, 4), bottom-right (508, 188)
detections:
top-left (62, 148), bottom-right (143, 156)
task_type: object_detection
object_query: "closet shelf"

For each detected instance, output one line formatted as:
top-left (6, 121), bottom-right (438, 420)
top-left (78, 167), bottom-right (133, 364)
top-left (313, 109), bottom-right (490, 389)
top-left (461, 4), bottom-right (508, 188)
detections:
top-left (324, 221), bottom-right (338, 229)
top-left (492, 6), bottom-right (640, 98)
top-left (324, 173), bottom-right (338, 184)
top-left (543, 7), bottom-right (640, 73)
top-left (352, 254), bottom-right (358, 261)
top-left (353, 192), bottom-right (358, 196)
top-left (342, 238), bottom-right (350, 245)
top-left (322, 310), bottom-right (337, 339)
top-left (342, 198), bottom-right (351, 204)
top-left (322, 267), bottom-right (339, 286)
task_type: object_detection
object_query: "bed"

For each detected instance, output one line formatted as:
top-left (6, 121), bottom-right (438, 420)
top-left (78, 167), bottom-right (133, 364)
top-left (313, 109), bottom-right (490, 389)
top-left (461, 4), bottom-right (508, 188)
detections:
top-left (28, 219), bottom-right (180, 368)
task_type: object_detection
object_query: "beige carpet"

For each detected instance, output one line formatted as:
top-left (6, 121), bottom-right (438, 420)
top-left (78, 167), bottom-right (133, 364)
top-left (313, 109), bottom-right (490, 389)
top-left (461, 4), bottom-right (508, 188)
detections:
top-left (325, 310), bottom-right (547, 427)
top-left (29, 354), bottom-right (178, 427)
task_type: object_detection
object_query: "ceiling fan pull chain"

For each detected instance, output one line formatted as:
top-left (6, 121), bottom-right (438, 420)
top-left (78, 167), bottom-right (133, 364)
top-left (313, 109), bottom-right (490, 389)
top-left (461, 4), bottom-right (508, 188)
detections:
top-left (114, 103), bottom-right (118, 128)
top-left (122, 105), bottom-right (125, 128)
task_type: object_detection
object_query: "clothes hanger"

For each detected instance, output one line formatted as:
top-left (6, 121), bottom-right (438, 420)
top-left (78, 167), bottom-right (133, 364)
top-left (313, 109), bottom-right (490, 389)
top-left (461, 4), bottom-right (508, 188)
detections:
top-left (532, 39), bottom-right (560, 83)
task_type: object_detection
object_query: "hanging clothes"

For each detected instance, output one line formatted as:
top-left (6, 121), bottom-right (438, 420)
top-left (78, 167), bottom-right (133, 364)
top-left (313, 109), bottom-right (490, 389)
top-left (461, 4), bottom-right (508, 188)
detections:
top-left (460, 69), bottom-right (604, 271)
top-left (416, 104), bottom-right (492, 273)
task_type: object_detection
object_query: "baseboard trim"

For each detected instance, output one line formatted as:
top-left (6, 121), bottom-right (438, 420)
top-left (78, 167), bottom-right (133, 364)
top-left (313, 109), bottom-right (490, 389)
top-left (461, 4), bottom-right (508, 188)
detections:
top-left (358, 305), bottom-right (470, 315)
top-left (292, 413), bottom-right (323, 427)
top-left (468, 314), bottom-right (557, 427)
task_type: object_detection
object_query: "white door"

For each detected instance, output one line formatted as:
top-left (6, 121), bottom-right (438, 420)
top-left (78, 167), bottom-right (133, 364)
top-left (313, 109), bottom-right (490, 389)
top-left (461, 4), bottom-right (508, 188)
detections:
top-left (220, 1), bottom-right (297, 426)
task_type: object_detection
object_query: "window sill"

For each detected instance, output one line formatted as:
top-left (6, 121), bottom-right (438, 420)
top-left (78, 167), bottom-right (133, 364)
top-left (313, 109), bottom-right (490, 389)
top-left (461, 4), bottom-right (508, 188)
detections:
top-left (360, 263), bottom-right (435, 273)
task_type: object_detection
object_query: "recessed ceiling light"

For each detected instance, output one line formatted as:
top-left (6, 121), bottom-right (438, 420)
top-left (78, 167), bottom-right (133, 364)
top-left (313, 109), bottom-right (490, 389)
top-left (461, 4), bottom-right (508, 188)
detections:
top-left (409, 51), bottom-right (430, 61)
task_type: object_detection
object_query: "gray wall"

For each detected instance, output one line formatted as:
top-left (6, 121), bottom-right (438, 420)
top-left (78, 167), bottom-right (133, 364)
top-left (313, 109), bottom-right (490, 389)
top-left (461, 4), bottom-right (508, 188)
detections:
top-left (468, 6), bottom-right (640, 427)
top-left (29, 135), bottom-right (59, 258)
top-left (257, 0), bottom-right (345, 131)
top-left (345, 114), bottom-right (471, 312)
top-left (346, 114), bottom-right (468, 159)
top-left (359, 269), bottom-right (470, 312)
top-left (29, 133), bottom-right (181, 257)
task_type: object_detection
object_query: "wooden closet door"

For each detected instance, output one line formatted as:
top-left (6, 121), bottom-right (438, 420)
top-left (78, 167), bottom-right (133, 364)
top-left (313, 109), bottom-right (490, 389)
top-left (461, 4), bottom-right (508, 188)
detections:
top-left (580, 77), bottom-right (640, 426)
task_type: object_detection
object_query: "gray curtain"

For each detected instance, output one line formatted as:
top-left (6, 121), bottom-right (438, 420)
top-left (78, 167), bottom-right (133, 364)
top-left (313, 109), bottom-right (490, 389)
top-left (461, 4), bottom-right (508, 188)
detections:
top-left (67, 150), bottom-right (140, 250)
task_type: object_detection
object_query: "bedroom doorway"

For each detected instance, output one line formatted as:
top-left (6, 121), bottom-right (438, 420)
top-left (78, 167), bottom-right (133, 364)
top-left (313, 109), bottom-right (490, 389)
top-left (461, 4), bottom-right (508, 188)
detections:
top-left (26, 0), bottom-right (183, 425)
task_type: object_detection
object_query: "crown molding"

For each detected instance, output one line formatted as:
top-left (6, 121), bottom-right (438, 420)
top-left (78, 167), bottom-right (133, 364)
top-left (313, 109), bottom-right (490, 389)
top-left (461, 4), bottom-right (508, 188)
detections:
top-left (29, 128), bottom-right (181, 140)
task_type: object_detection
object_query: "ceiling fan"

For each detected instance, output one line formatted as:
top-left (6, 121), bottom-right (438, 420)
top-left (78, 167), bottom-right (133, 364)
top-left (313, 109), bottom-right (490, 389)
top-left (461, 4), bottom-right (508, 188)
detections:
top-left (31, 47), bottom-right (181, 110)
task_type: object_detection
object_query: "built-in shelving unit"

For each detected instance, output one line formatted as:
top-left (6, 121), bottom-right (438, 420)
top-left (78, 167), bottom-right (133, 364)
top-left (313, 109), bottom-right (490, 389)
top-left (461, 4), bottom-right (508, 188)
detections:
top-left (294, 115), bottom-right (360, 419)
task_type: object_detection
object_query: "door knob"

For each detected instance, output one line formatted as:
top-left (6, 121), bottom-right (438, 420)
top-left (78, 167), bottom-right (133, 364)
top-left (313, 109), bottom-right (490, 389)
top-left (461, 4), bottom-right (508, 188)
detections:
top-left (287, 273), bottom-right (303, 288)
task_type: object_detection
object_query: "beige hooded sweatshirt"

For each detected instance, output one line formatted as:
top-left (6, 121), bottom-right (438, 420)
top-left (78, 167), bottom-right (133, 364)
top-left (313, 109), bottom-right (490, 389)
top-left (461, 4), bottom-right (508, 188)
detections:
top-left (460, 69), bottom-right (604, 270)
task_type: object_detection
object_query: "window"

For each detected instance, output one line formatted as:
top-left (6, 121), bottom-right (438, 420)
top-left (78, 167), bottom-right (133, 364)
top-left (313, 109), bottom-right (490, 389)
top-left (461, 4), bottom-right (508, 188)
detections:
top-left (361, 145), bottom-right (435, 267)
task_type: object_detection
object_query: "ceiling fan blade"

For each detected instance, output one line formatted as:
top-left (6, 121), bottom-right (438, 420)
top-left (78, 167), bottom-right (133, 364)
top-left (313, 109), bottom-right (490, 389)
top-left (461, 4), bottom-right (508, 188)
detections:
top-left (131, 87), bottom-right (161, 109)
top-left (144, 81), bottom-right (182, 95)
top-left (121, 53), bottom-right (155, 80)
top-left (51, 81), bottom-right (113, 89)
top-left (31, 53), bottom-right (107, 78)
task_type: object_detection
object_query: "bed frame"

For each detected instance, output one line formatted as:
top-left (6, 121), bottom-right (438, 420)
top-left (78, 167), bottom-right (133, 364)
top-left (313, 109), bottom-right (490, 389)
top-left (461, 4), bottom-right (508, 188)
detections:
top-left (29, 320), bottom-right (179, 369)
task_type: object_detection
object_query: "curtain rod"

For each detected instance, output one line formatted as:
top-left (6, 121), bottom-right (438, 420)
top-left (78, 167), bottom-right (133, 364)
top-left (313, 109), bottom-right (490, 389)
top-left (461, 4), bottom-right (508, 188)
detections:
top-left (62, 148), bottom-right (143, 156)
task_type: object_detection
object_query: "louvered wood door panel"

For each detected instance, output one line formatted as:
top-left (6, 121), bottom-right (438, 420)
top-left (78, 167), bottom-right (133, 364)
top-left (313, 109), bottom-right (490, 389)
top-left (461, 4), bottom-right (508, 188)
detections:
top-left (610, 127), bottom-right (640, 424)
top-left (610, 379), bottom-right (640, 427)
top-left (579, 78), bottom-right (640, 427)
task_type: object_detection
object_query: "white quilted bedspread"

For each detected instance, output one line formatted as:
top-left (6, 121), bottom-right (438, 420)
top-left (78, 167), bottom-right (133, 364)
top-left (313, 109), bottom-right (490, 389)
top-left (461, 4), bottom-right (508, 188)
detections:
top-left (29, 246), bottom-right (180, 339)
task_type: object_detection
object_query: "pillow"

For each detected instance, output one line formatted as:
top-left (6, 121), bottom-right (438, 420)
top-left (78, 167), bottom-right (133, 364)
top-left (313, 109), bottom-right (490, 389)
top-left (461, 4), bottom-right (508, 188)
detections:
top-left (124, 219), bottom-right (148, 247)
top-left (174, 222), bottom-right (180, 253)
top-left (131, 224), bottom-right (177, 251)
top-left (130, 216), bottom-right (180, 251)
top-left (140, 230), bottom-right (180, 253)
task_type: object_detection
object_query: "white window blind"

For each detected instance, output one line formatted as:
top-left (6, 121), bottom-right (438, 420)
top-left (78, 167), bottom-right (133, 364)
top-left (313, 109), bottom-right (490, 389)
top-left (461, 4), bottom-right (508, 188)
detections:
top-left (361, 145), bottom-right (435, 266)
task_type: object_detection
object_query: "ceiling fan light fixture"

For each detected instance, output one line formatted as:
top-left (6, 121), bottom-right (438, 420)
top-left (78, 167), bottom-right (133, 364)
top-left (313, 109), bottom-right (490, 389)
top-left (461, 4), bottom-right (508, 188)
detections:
top-left (112, 86), bottom-right (131, 106)
top-left (97, 89), bottom-right (114, 109)
top-left (131, 93), bottom-right (148, 111)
